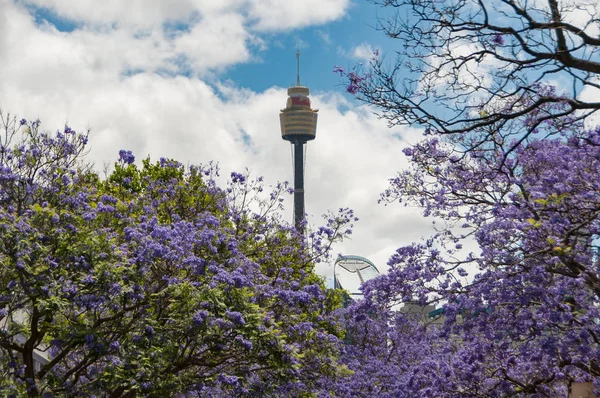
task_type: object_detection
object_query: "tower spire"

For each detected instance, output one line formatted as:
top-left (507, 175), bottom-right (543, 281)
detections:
top-left (296, 49), bottom-right (301, 86)
top-left (280, 51), bottom-right (319, 232)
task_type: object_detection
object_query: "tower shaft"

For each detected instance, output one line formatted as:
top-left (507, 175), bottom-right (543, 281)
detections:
top-left (293, 142), bottom-right (305, 231)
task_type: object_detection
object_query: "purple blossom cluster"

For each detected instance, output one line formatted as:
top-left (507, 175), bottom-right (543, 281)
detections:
top-left (333, 65), bottom-right (369, 95)
top-left (491, 33), bottom-right (504, 45)
top-left (0, 116), bottom-right (350, 396)
top-left (118, 149), bottom-right (135, 165)
top-left (324, 101), bottom-right (600, 395)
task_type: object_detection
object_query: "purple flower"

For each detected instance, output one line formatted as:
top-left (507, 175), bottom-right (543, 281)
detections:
top-left (109, 283), bottom-right (121, 295)
top-left (118, 149), bottom-right (135, 165)
top-left (491, 33), bottom-right (504, 45)
top-left (0, 119), bottom-right (353, 396)
top-left (193, 310), bottom-right (208, 326)
top-left (346, 83), bottom-right (360, 95)
top-left (217, 375), bottom-right (239, 386)
top-left (345, 71), bottom-right (365, 95)
top-left (333, 65), bottom-right (346, 75)
top-left (236, 336), bottom-right (253, 350)
top-left (230, 171), bottom-right (246, 184)
top-left (84, 334), bottom-right (95, 347)
top-left (226, 310), bottom-right (246, 326)
top-left (141, 382), bottom-right (152, 391)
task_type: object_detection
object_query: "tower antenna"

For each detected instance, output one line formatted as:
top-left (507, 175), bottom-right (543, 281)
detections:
top-left (296, 48), bottom-right (301, 86)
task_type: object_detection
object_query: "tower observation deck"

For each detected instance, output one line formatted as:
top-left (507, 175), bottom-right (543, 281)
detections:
top-left (280, 51), bottom-right (319, 231)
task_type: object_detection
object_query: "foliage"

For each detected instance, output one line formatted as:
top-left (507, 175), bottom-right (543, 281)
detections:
top-left (321, 112), bottom-right (600, 396)
top-left (0, 113), bottom-right (349, 397)
top-left (329, 1), bottom-right (600, 396)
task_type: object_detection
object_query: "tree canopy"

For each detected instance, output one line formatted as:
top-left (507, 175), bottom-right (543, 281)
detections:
top-left (331, 0), bottom-right (600, 396)
top-left (4, 1), bottom-right (600, 395)
top-left (0, 113), bottom-right (351, 397)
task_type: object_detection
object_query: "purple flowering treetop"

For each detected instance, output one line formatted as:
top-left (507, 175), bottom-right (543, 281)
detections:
top-left (328, 3), bottom-right (600, 393)
top-left (0, 113), bottom-right (351, 397)
top-left (319, 104), bottom-right (600, 395)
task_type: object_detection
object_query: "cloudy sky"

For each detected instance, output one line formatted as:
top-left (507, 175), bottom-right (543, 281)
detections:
top-left (0, 0), bottom-right (433, 286)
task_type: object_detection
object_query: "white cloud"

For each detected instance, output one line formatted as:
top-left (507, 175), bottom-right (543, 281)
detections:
top-left (248, 0), bottom-right (350, 31)
top-left (172, 13), bottom-right (253, 72)
top-left (5, 4), bottom-right (253, 77)
top-left (11, 0), bottom-right (350, 76)
top-left (0, 0), bottom-right (433, 286)
top-left (21, 0), bottom-right (351, 32)
top-left (351, 42), bottom-right (375, 61)
top-left (315, 30), bottom-right (331, 46)
top-left (579, 76), bottom-right (600, 129)
top-left (20, 0), bottom-right (245, 28)
top-left (509, 0), bottom-right (600, 37)
top-left (336, 42), bottom-right (378, 64)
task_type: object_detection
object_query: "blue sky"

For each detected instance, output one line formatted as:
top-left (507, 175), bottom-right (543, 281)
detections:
top-left (225, 2), bottom-right (390, 93)
top-left (30, 0), bottom-right (393, 93)
top-left (0, 0), bottom-right (429, 286)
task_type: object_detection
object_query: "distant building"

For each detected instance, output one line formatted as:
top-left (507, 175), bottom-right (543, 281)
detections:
top-left (0, 309), bottom-right (49, 373)
top-left (333, 255), bottom-right (380, 298)
top-left (401, 300), bottom-right (444, 325)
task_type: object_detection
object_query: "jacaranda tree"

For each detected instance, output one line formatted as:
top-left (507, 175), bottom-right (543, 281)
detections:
top-left (330, 0), bottom-right (600, 396)
top-left (324, 105), bottom-right (600, 397)
top-left (345, 126), bottom-right (600, 396)
top-left (0, 112), bottom-right (351, 397)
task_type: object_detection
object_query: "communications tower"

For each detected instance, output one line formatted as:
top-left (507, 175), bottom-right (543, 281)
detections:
top-left (280, 51), bottom-right (319, 231)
